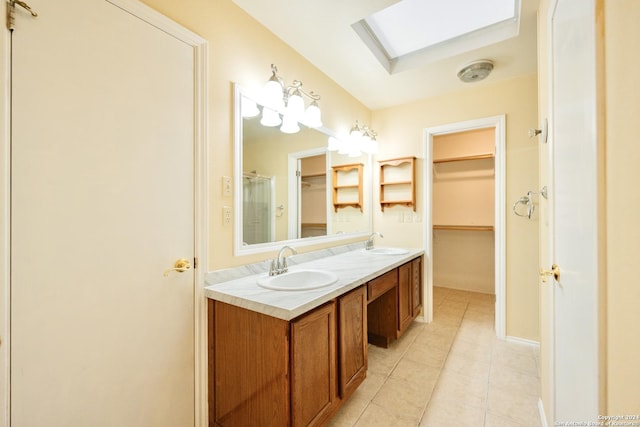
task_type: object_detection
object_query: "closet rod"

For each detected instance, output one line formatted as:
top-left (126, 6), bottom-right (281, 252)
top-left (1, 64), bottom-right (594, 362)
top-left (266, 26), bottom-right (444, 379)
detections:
top-left (433, 153), bottom-right (494, 164)
top-left (433, 225), bottom-right (494, 231)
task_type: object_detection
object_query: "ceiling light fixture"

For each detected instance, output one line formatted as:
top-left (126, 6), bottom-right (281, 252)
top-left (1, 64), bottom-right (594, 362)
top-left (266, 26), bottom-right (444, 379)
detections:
top-left (457, 59), bottom-right (494, 83)
top-left (260, 64), bottom-right (322, 132)
top-left (328, 120), bottom-right (379, 157)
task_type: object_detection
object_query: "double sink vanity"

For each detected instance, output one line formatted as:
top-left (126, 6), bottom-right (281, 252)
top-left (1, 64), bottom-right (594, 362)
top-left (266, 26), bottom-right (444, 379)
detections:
top-left (205, 243), bottom-right (424, 426)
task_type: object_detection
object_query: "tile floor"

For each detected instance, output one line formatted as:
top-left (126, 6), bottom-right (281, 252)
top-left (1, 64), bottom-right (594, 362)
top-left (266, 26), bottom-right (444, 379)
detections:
top-left (329, 286), bottom-right (541, 427)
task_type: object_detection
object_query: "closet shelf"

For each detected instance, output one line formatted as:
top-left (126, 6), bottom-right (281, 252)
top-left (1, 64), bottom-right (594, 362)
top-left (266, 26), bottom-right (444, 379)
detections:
top-left (301, 222), bottom-right (327, 228)
top-left (433, 153), bottom-right (494, 164)
top-left (302, 172), bottom-right (326, 178)
top-left (433, 225), bottom-right (494, 231)
top-left (380, 180), bottom-right (412, 186)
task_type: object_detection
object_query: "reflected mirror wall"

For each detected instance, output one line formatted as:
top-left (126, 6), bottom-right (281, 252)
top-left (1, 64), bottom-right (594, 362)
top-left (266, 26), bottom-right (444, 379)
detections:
top-left (234, 84), bottom-right (372, 255)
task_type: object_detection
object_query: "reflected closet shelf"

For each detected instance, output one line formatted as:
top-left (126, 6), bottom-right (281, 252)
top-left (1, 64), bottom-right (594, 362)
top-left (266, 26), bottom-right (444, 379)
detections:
top-left (433, 225), bottom-right (494, 231)
top-left (433, 153), bottom-right (494, 163)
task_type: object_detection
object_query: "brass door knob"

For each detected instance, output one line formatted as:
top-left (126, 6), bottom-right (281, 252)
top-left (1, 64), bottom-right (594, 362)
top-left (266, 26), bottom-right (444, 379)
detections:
top-left (540, 264), bottom-right (560, 283)
top-left (163, 258), bottom-right (192, 277)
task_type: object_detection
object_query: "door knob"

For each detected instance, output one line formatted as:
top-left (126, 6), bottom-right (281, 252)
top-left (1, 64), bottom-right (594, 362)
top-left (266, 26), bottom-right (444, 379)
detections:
top-left (163, 258), bottom-right (192, 276)
top-left (540, 264), bottom-right (560, 283)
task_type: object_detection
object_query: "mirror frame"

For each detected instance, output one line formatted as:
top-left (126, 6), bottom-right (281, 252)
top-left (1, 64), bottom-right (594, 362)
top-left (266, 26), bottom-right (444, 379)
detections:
top-left (233, 83), bottom-right (372, 255)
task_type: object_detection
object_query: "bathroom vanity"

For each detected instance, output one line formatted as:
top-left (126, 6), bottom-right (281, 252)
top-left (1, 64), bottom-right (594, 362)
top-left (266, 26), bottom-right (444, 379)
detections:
top-left (205, 246), bottom-right (423, 426)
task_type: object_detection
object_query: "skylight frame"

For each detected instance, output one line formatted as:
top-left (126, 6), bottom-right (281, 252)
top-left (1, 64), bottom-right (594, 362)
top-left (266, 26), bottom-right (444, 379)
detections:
top-left (352, 0), bottom-right (521, 74)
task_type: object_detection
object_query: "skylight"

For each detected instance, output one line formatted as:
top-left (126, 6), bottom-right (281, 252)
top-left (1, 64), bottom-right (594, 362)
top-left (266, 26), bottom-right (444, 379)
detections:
top-left (352, 0), bottom-right (520, 74)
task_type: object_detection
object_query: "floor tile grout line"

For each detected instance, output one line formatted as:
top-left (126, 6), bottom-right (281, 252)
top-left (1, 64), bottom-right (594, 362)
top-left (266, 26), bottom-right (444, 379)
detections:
top-left (342, 289), bottom-right (507, 426)
top-left (417, 298), bottom-right (470, 425)
top-left (483, 326), bottom-right (498, 427)
top-left (352, 321), bottom-right (431, 426)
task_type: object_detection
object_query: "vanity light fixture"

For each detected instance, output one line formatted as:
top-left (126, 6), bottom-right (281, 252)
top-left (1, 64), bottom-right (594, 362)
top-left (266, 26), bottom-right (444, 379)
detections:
top-left (260, 64), bottom-right (323, 131)
top-left (328, 120), bottom-right (379, 157)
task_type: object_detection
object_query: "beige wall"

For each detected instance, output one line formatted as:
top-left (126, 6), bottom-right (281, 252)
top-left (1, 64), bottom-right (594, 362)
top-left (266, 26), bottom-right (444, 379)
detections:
top-left (372, 74), bottom-right (540, 340)
top-left (140, 0), bottom-right (372, 269)
top-left (604, 0), bottom-right (640, 415)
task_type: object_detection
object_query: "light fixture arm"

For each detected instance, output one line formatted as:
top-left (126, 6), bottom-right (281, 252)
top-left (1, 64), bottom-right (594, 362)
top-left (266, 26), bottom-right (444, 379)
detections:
top-left (268, 65), bottom-right (321, 103)
top-left (285, 80), bottom-right (321, 103)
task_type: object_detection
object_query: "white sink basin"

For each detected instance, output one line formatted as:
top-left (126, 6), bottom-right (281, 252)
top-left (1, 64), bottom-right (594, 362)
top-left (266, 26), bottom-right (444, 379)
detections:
top-left (365, 247), bottom-right (410, 255)
top-left (257, 269), bottom-right (338, 291)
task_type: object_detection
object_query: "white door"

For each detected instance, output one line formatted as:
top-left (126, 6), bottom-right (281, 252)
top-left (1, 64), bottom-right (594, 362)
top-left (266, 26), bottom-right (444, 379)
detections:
top-left (11, 0), bottom-right (201, 425)
top-left (546, 0), bottom-right (603, 421)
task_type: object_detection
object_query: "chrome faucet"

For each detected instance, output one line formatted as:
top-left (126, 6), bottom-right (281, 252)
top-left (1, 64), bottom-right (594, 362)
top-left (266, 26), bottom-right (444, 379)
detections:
top-left (269, 245), bottom-right (298, 276)
top-left (365, 232), bottom-right (383, 250)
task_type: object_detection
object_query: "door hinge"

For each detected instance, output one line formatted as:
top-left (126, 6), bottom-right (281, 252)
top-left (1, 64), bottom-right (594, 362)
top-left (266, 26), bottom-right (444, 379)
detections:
top-left (7, 0), bottom-right (38, 31)
top-left (296, 170), bottom-right (301, 177)
top-left (193, 257), bottom-right (198, 269)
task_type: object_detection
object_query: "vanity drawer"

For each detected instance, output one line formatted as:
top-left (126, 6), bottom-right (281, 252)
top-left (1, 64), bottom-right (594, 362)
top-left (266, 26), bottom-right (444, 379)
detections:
top-left (367, 270), bottom-right (397, 302)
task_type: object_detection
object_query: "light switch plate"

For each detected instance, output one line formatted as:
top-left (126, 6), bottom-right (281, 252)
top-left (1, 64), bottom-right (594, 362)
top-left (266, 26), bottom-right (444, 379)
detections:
top-left (222, 176), bottom-right (232, 196)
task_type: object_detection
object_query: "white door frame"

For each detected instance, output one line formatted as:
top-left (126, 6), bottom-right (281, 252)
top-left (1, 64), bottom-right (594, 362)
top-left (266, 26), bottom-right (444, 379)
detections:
top-left (0, 1), bottom-right (209, 425)
top-left (423, 115), bottom-right (506, 338)
top-left (287, 148), bottom-right (330, 239)
top-left (1, 4), bottom-right (11, 425)
top-left (542, 1), bottom-right (559, 423)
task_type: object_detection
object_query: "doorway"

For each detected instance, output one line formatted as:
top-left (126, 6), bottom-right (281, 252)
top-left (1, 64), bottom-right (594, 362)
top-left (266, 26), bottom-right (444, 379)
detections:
top-left (288, 148), bottom-right (330, 239)
top-left (424, 115), bottom-right (506, 338)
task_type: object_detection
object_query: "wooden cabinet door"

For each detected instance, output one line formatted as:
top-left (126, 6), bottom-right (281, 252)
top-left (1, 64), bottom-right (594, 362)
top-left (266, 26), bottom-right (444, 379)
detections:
top-left (398, 263), bottom-right (413, 336)
top-left (212, 301), bottom-right (290, 427)
top-left (338, 286), bottom-right (367, 398)
top-left (411, 257), bottom-right (423, 317)
top-left (291, 301), bottom-right (337, 427)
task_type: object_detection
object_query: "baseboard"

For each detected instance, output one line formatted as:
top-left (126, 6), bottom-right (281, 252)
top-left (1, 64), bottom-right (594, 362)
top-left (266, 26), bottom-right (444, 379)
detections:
top-left (538, 398), bottom-right (548, 427)
top-left (433, 284), bottom-right (495, 295)
top-left (506, 335), bottom-right (540, 348)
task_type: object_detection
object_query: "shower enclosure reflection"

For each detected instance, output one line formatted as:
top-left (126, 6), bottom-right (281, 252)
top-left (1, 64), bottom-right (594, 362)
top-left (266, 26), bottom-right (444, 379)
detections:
top-left (242, 172), bottom-right (274, 245)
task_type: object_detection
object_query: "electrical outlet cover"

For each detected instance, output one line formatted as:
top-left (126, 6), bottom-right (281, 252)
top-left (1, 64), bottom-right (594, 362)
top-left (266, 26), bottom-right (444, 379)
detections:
top-left (223, 206), bottom-right (232, 226)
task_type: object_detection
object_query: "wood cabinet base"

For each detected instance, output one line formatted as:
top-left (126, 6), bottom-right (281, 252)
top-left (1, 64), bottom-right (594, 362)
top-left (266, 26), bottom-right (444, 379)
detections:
top-left (366, 256), bottom-right (424, 348)
top-left (208, 286), bottom-right (367, 427)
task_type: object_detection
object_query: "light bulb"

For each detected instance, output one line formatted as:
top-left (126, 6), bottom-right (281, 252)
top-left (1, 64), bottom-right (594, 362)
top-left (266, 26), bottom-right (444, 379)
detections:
top-left (368, 140), bottom-right (379, 154)
top-left (350, 122), bottom-right (362, 139)
top-left (304, 102), bottom-right (322, 128)
top-left (328, 137), bottom-right (341, 151)
top-left (348, 142), bottom-right (362, 157)
top-left (280, 114), bottom-right (300, 134)
top-left (260, 107), bottom-right (281, 127)
top-left (263, 79), bottom-right (284, 110)
top-left (286, 91), bottom-right (305, 122)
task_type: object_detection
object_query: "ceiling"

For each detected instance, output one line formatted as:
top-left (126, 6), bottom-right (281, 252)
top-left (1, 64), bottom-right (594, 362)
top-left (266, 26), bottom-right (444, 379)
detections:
top-left (231, 0), bottom-right (539, 110)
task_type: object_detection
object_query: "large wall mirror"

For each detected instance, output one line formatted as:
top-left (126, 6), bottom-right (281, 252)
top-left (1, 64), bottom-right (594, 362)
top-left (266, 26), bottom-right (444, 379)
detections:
top-left (234, 84), bottom-right (372, 255)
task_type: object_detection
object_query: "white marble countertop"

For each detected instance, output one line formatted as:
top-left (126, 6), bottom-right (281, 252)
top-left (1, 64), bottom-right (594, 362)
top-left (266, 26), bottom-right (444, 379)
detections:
top-left (204, 246), bottom-right (424, 321)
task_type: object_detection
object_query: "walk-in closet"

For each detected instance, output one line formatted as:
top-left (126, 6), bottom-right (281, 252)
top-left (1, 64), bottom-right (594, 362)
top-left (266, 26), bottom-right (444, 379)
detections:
top-left (300, 154), bottom-right (327, 237)
top-left (432, 128), bottom-right (495, 294)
